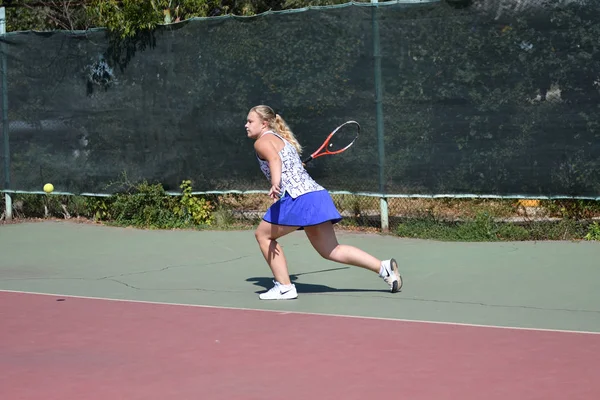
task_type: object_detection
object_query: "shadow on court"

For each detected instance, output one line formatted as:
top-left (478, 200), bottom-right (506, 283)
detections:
top-left (246, 266), bottom-right (391, 294)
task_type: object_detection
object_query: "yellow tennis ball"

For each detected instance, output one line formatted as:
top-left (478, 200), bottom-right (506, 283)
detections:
top-left (43, 183), bottom-right (54, 193)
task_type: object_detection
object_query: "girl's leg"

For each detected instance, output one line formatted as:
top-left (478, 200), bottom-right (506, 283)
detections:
top-left (303, 221), bottom-right (381, 272)
top-left (254, 220), bottom-right (300, 285)
top-left (304, 221), bottom-right (402, 292)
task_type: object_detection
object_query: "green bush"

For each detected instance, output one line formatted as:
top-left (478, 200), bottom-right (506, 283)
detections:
top-left (110, 181), bottom-right (180, 228)
top-left (585, 222), bottom-right (600, 241)
top-left (173, 180), bottom-right (214, 227)
top-left (109, 180), bottom-right (213, 229)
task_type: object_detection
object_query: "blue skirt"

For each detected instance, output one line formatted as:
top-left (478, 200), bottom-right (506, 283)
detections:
top-left (263, 190), bottom-right (343, 228)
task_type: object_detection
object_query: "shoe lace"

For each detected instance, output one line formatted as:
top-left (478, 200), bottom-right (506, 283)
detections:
top-left (267, 280), bottom-right (281, 293)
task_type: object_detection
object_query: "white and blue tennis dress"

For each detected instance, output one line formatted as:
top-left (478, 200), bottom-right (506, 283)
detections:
top-left (257, 131), bottom-right (342, 228)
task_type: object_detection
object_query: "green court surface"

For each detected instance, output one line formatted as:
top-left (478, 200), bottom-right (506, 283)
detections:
top-left (1, 221), bottom-right (599, 333)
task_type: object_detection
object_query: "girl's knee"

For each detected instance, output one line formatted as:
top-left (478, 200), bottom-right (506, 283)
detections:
top-left (315, 244), bottom-right (338, 260)
top-left (255, 226), bottom-right (273, 243)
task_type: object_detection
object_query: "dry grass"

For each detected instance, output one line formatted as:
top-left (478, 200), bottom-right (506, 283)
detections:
top-left (216, 193), bottom-right (273, 213)
top-left (387, 198), bottom-right (518, 220)
top-left (3, 192), bottom-right (599, 237)
top-left (211, 193), bottom-right (600, 226)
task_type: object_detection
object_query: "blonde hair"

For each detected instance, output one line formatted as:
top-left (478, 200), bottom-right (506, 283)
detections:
top-left (250, 105), bottom-right (303, 154)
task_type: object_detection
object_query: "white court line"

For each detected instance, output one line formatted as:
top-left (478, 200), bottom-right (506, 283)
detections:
top-left (2, 289), bottom-right (600, 336)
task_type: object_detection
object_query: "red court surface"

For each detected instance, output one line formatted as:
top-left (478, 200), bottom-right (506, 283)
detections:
top-left (2, 291), bottom-right (599, 400)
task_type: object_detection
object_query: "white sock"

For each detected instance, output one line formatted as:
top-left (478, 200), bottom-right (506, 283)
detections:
top-left (378, 263), bottom-right (386, 277)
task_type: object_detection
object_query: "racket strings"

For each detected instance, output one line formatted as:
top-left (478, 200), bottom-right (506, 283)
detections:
top-left (328, 126), bottom-right (359, 152)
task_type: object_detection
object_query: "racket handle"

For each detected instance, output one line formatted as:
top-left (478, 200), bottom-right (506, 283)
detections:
top-left (302, 155), bottom-right (313, 164)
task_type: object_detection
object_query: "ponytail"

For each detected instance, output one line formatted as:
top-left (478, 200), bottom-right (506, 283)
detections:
top-left (273, 114), bottom-right (303, 155)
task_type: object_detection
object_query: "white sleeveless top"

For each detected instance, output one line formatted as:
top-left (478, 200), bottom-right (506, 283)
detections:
top-left (257, 131), bottom-right (325, 198)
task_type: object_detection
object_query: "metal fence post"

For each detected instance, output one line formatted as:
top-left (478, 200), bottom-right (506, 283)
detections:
top-left (372, 0), bottom-right (388, 232)
top-left (0, 7), bottom-right (11, 221)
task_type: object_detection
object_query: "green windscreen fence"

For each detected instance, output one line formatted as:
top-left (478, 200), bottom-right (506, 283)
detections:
top-left (1, 0), bottom-right (599, 197)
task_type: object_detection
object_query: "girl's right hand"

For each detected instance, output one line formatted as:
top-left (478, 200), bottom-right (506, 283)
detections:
top-left (268, 184), bottom-right (281, 201)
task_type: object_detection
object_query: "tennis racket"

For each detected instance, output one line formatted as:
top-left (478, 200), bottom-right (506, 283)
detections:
top-left (302, 120), bottom-right (360, 164)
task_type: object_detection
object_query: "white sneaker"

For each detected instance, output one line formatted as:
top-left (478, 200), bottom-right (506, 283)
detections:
top-left (259, 280), bottom-right (298, 300)
top-left (380, 258), bottom-right (402, 293)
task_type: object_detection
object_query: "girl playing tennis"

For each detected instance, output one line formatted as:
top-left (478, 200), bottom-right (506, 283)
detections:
top-left (246, 105), bottom-right (402, 300)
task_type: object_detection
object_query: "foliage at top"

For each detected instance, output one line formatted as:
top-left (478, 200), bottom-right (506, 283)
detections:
top-left (4, 0), bottom-right (353, 36)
